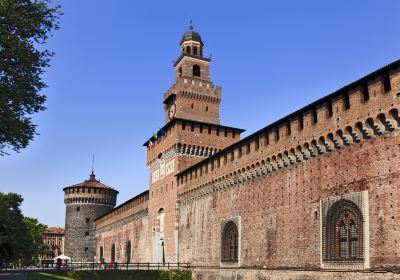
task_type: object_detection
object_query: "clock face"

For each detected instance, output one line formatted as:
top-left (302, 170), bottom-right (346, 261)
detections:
top-left (168, 103), bottom-right (176, 120)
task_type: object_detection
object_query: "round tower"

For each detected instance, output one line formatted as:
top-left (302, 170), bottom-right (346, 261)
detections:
top-left (63, 172), bottom-right (118, 262)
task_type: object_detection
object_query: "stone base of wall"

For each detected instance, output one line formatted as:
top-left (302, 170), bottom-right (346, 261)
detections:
top-left (192, 268), bottom-right (400, 280)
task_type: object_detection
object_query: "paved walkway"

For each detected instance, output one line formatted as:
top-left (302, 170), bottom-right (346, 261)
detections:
top-left (0, 272), bottom-right (27, 280)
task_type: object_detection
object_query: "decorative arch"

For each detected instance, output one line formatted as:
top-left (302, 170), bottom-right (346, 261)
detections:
top-left (221, 221), bottom-right (238, 262)
top-left (324, 199), bottom-right (364, 261)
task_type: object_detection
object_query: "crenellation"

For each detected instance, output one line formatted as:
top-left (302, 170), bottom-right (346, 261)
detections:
top-left (279, 123), bottom-right (289, 139)
top-left (389, 67), bottom-right (400, 92)
top-left (348, 86), bottom-right (365, 107)
top-left (316, 102), bottom-right (330, 123)
top-left (302, 109), bottom-right (313, 129)
top-left (331, 95), bottom-right (345, 118)
top-left (368, 77), bottom-right (385, 99)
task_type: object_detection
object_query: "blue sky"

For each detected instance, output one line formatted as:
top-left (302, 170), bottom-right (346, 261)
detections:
top-left (0, 1), bottom-right (399, 227)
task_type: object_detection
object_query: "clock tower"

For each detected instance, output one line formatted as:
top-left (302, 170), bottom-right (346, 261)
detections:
top-left (164, 21), bottom-right (221, 125)
top-left (144, 23), bottom-right (244, 263)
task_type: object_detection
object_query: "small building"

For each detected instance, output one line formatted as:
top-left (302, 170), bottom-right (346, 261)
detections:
top-left (41, 227), bottom-right (65, 260)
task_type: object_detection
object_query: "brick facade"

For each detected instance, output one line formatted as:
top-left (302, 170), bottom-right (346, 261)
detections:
top-left (92, 24), bottom-right (400, 278)
top-left (41, 227), bottom-right (65, 260)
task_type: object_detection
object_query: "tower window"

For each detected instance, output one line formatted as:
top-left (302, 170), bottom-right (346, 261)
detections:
top-left (85, 217), bottom-right (90, 223)
top-left (186, 46), bottom-right (191, 54)
top-left (206, 106), bottom-right (208, 112)
top-left (193, 65), bottom-right (201, 77)
top-left (179, 67), bottom-right (182, 78)
top-left (76, 206), bottom-right (80, 212)
top-left (85, 231), bottom-right (89, 236)
top-left (191, 103), bottom-right (194, 109)
top-left (193, 46), bottom-right (198, 55)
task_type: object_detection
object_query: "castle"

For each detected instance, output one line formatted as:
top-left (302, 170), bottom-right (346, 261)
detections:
top-left (64, 24), bottom-right (400, 279)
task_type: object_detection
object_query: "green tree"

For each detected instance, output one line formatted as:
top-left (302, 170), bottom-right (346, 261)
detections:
top-left (23, 217), bottom-right (47, 263)
top-left (0, 0), bottom-right (62, 155)
top-left (0, 192), bottom-right (28, 262)
top-left (0, 192), bottom-right (47, 265)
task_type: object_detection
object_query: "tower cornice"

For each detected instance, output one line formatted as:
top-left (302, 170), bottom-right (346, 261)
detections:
top-left (174, 54), bottom-right (210, 67)
top-left (143, 117), bottom-right (245, 147)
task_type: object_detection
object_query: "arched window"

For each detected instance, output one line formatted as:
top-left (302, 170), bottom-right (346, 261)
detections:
top-left (125, 241), bottom-right (131, 263)
top-left (222, 221), bottom-right (238, 262)
top-left (193, 65), bottom-right (200, 77)
top-left (179, 67), bottom-right (182, 77)
top-left (99, 246), bottom-right (104, 261)
top-left (193, 46), bottom-right (198, 55)
top-left (325, 199), bottom-right (363, 261)
top-left (111, 243), bottom-right (115, 262)
top-left (158, 208), bottom-right (165, 233)
top-left (186, 46), bottom-right (191, 54)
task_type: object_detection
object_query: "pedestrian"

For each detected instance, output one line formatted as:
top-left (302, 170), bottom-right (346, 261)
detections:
top-left (57, 258), bottom-right (62, 270)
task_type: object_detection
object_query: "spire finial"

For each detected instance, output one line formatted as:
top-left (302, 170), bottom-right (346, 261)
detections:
top-left (89, 154), bottom-right (96, 180)
top-left (91, 154), bottom-right (95, 174)
top-left (189, 19), bottom-right (193, 30)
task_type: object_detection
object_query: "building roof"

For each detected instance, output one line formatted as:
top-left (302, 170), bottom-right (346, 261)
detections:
top-left (94, 190), bottom-right (149, 221)
top-left (45, 227), bottom-right (65, 235)
top-left (63, 171), bottom-right (118, 193)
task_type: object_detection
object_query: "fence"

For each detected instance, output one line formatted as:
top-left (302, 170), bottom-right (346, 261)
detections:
top-left (41, 261), bottom-right (190, 271)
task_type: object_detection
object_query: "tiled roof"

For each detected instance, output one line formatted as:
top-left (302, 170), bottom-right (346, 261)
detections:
top-left (45, 227), bottom-right (65, 235)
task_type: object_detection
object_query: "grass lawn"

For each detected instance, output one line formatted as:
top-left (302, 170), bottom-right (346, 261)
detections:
top-left (28, 270), bottom-right (191, 280)
top-left (27, 272), bottom-right (72, 280)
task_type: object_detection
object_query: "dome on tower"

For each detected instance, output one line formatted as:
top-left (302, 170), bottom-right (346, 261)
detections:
top-left (180, 21), bottom-right (203, 46)
top-left (64, 171), bottom-right (117, 191)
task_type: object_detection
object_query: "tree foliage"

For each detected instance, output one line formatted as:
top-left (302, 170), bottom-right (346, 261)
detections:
top-left (0, 0), bottom-right (61, 155)
top-left (0, 192), bottom-right (47, 264)
top-left (23, 216), bottom-right (47, 261)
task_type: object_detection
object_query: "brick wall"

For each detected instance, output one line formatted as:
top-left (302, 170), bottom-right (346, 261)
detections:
top-left (177, 62), bottom-right (400, 269)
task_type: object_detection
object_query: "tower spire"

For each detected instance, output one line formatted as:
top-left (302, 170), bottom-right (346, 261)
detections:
top-left (89, 154), bottom-right (96, 181)
top-left (189, 19), bottom-right (193, 30)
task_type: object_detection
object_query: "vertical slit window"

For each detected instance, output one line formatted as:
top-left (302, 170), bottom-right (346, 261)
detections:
top-left (383, 74), bottom-right (391, 92)
top-left (344, 94), bottom-right (350, 109)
